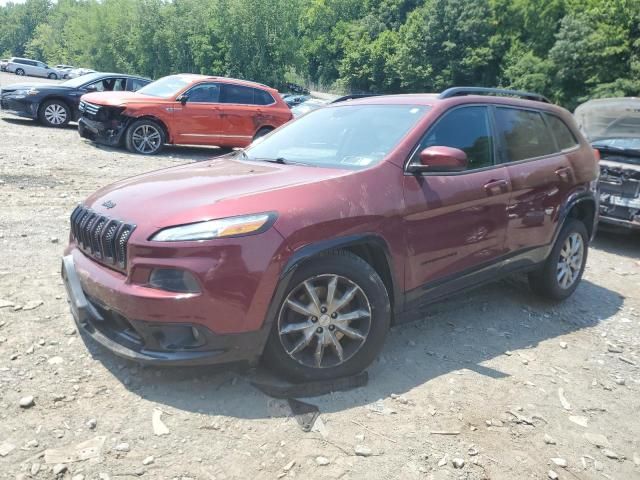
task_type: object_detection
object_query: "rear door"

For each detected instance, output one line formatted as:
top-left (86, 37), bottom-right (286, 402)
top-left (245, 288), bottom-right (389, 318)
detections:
top-left (403, 105), bottom-right (511, 300)
top-left (172, 82), bottom-right (224, 145)
top-left (493, 107), bottom-right (577, 257)
top-left (219, 84), bottom-right (260, 147)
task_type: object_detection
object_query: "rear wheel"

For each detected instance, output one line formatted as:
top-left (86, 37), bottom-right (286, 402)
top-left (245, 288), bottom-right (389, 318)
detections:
top-left (39, 100), bottom-right (70, 127)
top-left (528, 219), bottom-right (588, 300)
top-left (48, 72), bottom-right (58, 80)
top-left (15, 68), bottom-right (25, 76)
top-left (253, 127), bottom-right (273, 142)
top-left (263, 251), bottom-right (390, 382)
top-left (125, 119), bottom-right (166, 155)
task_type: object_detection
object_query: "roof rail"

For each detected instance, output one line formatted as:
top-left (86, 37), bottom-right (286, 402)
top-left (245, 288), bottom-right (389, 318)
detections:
top-left (439, 87), bottom-right (550, 104)
top-left (330, 93), bottom-right (380, 104)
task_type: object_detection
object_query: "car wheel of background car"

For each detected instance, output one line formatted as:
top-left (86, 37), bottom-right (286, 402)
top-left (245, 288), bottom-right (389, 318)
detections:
top-left (125, 119), bottom-right (166, 155)
top-left (263, 250), bottom-right (390, 383)
top-left (528, 218), bottom-right (589, 301)
top-left (15, 68), bottom-right (25, 76)
top-left (39, 100), bottom-right (71, 127)
top-left (48, 73), bottom-right (58, 80)
top-left (253, 127), bottom-right (273, 142)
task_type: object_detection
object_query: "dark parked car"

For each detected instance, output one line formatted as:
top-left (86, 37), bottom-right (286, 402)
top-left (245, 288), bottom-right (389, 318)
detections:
top-left (0, 72), bottom-right (150, 127)
top-left (575, 98), bottom-right (640, 230)
top-left (284, 94), bottom-right (310, 107)
top-left (62, 87), bottom-right (598, 382)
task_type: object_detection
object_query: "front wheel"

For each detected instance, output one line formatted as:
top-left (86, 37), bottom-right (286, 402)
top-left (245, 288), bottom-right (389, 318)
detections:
top-left (15, 68), bottom-right (25, 76)
top-left (125, 119), bottom-right (166, 155)
top-left (39, 100), bottom-right (70, 127)
top-left (528, 219), bottom-right (588, 300)
top-left (263, 251), bottom-right (391, 382)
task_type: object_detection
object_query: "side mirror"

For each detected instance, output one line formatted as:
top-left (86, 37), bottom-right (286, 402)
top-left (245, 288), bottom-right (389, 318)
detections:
top-left (84, 85), bottom-right (97, 92)
top-left (411, 146), bottom-right (468, 173)
top-left (176, 94), bottom-right (188, 105)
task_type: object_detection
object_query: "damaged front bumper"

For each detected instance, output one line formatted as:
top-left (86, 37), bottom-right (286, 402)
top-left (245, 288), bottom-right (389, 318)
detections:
top-left (598, 164), bottom-right (640, 230)
top-left (77, 100), bottom-right (130, 146)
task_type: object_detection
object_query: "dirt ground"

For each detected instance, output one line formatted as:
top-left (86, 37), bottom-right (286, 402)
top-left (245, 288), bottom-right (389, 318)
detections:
top-left (1, 71), bottom-right (639, 480)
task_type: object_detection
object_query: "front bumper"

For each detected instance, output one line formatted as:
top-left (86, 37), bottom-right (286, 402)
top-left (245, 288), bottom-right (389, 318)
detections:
top-left (61, 255), bottom-right (269, 366)
top-left (78, 116), bottom-right (128, 146)
top-left (0, 95), bottom-right (38, 119)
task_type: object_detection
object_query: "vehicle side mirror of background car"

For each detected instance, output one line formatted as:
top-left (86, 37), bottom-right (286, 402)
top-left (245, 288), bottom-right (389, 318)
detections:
top-left (84, 85), bottom-right (97, 92)
top-left (409, 146), bottom-right (468, 173)
top-left (176, 94), bottom-right (188, 105)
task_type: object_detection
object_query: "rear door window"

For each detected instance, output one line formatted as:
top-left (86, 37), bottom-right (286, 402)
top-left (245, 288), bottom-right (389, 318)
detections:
top-left (494, 108), bottom-right (556, 162)
top-left (543, 113), bottom-right (578, 151)
top-left (221, 84), bottom-right (255, 105)
top-left (186, 83), bottom-right (220, 103)
top-left (127, 78), bottom-right (148, 91)
top-left (413, 106), bottom-right (494, 170)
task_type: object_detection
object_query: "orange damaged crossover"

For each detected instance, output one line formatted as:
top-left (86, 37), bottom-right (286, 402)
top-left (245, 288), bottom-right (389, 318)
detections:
top-left (77, 74), bottom-right (293, 155)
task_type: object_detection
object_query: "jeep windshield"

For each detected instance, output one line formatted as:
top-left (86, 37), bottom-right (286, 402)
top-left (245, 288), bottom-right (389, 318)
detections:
top-left (245, 104), bottom-right (428, 169)
top-left (136, 75), bottom-right (192, 98)
top-left (575, 98), bottom-right (640, 165)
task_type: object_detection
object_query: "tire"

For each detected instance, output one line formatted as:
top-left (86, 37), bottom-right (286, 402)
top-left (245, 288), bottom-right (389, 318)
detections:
top-left (528, 219), bottom-right (589, 301)
top-left (125, 119), bottom-right (166, 155)
top-left (48, 73), bottom-right (58, 80)
top-left (263, 250), bottom-right (391, 382)
top-left (253, 127), bottom-right (273, 142)
top-left (15, 68), bottom-right (25, 76)
top-left (39, 100), bottom-right (71, 127)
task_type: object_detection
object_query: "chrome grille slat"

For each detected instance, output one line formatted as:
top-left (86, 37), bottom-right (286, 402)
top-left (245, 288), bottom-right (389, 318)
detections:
top-left (69, 205), bottom-right (135, 270)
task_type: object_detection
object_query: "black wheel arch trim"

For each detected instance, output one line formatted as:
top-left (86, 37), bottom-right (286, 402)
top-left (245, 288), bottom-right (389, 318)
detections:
top-left (555, 188), bottom-right (598, 245)
top-left (279, 233), bottom-right (402, 316)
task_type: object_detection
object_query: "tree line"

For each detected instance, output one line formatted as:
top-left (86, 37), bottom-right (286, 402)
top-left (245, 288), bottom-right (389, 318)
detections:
top-left (1, 0), bottom-right (639, 109)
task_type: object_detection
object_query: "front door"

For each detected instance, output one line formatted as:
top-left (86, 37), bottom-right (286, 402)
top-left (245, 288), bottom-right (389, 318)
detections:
top-left (172, 83), bottom-right (223, 145)
top-left (493, 107), bottom-right (576, 255)
top-left (403, 105), bottom-right (511, 302)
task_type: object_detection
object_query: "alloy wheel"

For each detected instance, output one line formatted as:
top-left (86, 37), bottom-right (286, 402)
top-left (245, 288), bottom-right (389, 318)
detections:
top-left (557, 232), bottom-right (584, 289)
top-left (277, 274), bottom-right (372, 369)
top-left (131, 124), bottom-right (162, 154)
top-left (44, 104), bottom-right (67, 125)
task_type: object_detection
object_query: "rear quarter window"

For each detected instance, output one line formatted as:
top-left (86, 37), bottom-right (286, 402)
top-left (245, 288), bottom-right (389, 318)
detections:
top-left (254, 89), bottom-right (275, 105)
top-left (544, 113), bottom-right (579, 151)
top-left (495, 107), bottom-right (556, 162)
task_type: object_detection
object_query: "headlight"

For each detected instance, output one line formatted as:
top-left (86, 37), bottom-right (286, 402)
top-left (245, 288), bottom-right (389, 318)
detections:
top-left (12, 88), bottom-right (38, 98)
top-left (150, 213), bottom-right (275, 242)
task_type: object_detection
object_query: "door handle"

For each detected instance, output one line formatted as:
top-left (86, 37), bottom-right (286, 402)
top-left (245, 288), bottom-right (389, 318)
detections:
top-left (484, 179), bottom-right (509, 195)
top-left (555, 167), bottom-right (571, 181)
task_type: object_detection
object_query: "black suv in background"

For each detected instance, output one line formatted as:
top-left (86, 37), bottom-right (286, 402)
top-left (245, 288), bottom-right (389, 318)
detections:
top-left (0, 72), bottom-right (150, 127)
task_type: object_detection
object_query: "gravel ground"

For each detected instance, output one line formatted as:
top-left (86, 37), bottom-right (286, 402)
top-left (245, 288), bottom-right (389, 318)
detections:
top-left (1, 71), bottom-right (639, 480)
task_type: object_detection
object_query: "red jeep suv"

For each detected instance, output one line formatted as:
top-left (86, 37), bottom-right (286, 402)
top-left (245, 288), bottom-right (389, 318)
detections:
top-left (62, 87), bottom-right (599, 382)
top-left (77, 74), bottom-right (292, 155)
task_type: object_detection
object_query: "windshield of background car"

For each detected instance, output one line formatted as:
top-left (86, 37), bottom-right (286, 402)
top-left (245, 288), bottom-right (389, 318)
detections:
top-left (62, 73), bottom-right (103, 88)
top-left (136, 75), bottom-right (192, 98)
top-left (246, 104), bottom-right (428, 169)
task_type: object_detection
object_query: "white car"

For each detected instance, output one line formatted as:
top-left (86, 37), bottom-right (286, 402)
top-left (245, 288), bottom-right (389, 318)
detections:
top-left (55, 65), bottom-right (75, 79)
top-left (67, 68), bottom-right (97, 79)
top-left (6, 57), bottom-right (64, 79)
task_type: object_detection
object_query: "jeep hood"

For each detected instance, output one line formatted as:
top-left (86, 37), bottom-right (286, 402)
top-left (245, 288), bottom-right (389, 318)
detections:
top-left (1, 82), bottom-right (65, 92)
top-left (82, 91), bottom-right (164, 106)
top-left (83, 156), bottom-right (353, 235)
top-left (575, 97), bottom-right (640, 141)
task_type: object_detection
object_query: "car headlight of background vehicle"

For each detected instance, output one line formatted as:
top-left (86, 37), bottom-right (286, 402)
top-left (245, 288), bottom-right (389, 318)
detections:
top-left (150, 213), bottom-right (276, 242)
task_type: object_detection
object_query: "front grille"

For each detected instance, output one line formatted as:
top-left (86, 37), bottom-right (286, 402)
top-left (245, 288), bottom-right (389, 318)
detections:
top-left (70, 205), bottom-right (135, 270)
top-left (79, 100), bottom-right (100, 117)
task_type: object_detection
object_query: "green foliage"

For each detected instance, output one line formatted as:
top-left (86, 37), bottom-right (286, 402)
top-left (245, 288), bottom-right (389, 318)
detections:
top-left (1, 0), bottom-right (639, 108)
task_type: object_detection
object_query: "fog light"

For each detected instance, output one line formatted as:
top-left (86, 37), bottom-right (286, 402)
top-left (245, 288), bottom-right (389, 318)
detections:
top-left (149, 268), bottom-right (201, 293)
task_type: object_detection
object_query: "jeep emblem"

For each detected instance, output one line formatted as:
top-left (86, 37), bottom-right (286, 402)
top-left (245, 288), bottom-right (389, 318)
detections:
top-left (102, 200), bottom-right (116, 209)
